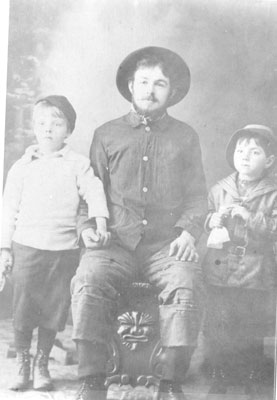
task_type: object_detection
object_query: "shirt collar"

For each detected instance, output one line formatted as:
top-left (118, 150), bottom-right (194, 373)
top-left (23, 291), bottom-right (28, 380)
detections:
top-left (22, 144), bottom-right (69, 162)
top-left (126, 108), bottom-right (171, 131)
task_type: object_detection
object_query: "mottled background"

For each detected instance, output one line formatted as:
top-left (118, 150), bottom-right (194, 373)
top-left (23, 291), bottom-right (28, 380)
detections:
top-left (4, 0), bottom-right (277, 187)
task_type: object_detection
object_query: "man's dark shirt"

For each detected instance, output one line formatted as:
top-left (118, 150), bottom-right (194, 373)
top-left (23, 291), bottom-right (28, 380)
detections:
top-left (83, 111), bottom-right (207, 251)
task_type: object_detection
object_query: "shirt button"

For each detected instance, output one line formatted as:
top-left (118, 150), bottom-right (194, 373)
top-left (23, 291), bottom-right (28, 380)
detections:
top-left (142, 219), bottom-right (148, 225)
top-left (143, 156), bottom-right (148, 161)
top-left (142, 187), bottom-right (148, 193)
top-left (145, 126), bottom-right (151, 132)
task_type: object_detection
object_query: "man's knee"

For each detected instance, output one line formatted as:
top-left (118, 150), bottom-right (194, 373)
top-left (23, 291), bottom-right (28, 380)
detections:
top-left (74, 249), bottom-right (112, 283)
top-left (160, 287), bottom-right (199, 308)
top-left (159, 262), bottom-right (203, 302)
top-left (171, 287), bottom-right (196, 304)
top-left (71, 269), bottom-right (106, 297)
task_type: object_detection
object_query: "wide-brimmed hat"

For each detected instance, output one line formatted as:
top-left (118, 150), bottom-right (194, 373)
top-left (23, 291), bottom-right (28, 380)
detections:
top-left (35, 95), bottom-right (77, 132)
top-left (116, 46), bottom-right (191, 107)
top-left (226, 124), bottom-right (277, 168)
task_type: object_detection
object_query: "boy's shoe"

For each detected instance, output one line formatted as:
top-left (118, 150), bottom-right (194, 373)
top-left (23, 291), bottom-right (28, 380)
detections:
top-left (33, 349), bottom-right (53, 391)
top-left (158, 380), bottom-right (188, 400)
top-left (208, 367), bottom-right (228, 394)
top-left (75, 375), bottom-right (107, 400)
top-left (9, 349), bottom-right (31, 391)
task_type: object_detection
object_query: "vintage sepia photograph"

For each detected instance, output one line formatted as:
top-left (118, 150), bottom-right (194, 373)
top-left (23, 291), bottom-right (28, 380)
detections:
top-left (0, 0), bottom-right (276, 399)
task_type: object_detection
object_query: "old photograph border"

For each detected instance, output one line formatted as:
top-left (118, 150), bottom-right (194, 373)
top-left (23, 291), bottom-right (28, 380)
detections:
top-left (0, 1), bottom-right (277, 399)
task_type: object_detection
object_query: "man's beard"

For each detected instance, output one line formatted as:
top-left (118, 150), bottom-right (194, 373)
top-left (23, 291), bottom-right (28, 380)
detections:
top-left (132, 98), bottom-right (167, 119)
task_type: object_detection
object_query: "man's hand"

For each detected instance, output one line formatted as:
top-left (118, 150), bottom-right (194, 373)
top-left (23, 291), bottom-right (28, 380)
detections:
top-left (0, 248), bottom-right (13, 275)
top-left (81, 228), bottom-right (103, 249)
top-left (169, 231), bottom-right (199, 262)
top-left (81, 227), bottom-right (111, 248)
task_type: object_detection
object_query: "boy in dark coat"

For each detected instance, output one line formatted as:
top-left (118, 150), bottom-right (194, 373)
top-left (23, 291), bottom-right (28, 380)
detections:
top-left (203, 124), bottom-right (277, 396)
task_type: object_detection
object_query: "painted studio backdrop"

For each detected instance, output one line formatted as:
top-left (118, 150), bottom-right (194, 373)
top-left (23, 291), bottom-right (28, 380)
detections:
top-left (1, 0), bottom-right (277, 315)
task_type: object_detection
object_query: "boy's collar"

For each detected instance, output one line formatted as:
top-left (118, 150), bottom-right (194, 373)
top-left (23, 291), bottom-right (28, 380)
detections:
top-left (23, 144), bottom-right (69, 161)
top-left (218, 172), bottom-right (277, 200)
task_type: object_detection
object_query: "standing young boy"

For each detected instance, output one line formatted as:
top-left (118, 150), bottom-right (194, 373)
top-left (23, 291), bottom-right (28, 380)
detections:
top-left (0, 95), bottom-right (109, 391)
top-left (203, 125), bottom-right (277, 396)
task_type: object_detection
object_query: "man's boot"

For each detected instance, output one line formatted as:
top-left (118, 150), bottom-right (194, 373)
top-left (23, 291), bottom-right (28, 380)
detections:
top-left (158, 380), bottom-right (187, 400)
top-left (9, 349), bottom-right (31, 391)
top-left (33, 349), bottom-right (53, 390)
top-left (75, 375), bottom-right (107, 400)
top-left (157, 346), bottom-right (192, 400)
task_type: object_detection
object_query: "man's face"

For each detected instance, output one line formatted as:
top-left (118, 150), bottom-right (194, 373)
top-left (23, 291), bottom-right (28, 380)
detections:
top-left (128, 65), bottom-right (173, 116)
top-left (33, 105), bottom-right (70, 154)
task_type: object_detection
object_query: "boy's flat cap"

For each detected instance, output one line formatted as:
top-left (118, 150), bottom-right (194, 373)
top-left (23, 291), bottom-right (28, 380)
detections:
top-left (36, 95), bottom-right (76, 132)
top-left (116, 46), bottom-right (190, 107)
top-left (226, 124), bottom-right (277, 168)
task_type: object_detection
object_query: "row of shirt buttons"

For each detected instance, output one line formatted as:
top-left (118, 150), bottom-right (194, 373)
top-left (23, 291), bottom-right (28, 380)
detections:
top-left (142, 127), bottom-right (150, 226)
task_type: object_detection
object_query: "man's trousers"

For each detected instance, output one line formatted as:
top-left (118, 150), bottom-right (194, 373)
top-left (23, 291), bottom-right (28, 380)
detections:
top-left (71, 240), bottom-right (204, 381)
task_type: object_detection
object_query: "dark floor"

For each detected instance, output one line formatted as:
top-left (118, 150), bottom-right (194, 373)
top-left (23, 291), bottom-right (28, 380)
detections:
top-left (0, 319), bottom-right (275, 400)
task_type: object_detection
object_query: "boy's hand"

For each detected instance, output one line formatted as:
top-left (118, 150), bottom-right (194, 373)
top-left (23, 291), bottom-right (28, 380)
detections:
top-left (231, 205), bottom-right (250, 221)
top-left (209, 213), bottom-right (225, 229)
top-left (96, 230), bottom-right (111, 248)
top-left (0, 248), bottom-right (13, 274)
top-left (95, 217), bottom-right (111, 248)
top-left (209, 206), bottom-right (232, 229)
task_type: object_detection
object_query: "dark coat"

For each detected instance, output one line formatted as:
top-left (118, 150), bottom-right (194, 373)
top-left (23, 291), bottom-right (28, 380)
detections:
top-left (203, 172), bottom-right (277, 290)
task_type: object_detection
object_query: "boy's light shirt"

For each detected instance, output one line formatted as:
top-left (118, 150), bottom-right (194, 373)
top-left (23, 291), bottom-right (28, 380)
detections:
top-left (1, 145), bottom-right (109, 251)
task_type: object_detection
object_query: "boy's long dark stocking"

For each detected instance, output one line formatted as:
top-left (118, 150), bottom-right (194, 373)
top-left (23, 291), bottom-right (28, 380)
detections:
top-left (14, 328), bottom-right (33, 352)
top-left (37, 327), bottom-right (56, 355)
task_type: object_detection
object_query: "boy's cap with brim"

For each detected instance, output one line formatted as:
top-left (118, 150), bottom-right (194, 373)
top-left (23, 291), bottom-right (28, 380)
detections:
top-left (226, 124), bottom-right (277, 169)
top-left (116, 46), bottom-right (191, 107)
top-left (35, 95), bottom-right (77, 132)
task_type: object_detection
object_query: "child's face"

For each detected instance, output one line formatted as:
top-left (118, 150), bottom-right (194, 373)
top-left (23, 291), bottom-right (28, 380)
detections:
top-left (33, 105), bottom-right (70, 153)
top-left (233, 137), bottom-right (274, 180)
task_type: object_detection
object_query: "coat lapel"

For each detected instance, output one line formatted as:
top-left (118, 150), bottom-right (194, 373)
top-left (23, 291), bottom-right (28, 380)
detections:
top-left (245, 177), bottom-right (277, 202)
top-left (217, 172), bottom-right (240, 201)
top-left (217, 172), bottom-right (277, 203)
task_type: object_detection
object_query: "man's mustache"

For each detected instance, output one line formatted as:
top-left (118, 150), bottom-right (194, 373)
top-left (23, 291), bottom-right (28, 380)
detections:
top-left (141, 96), bottom-right (157, 102)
